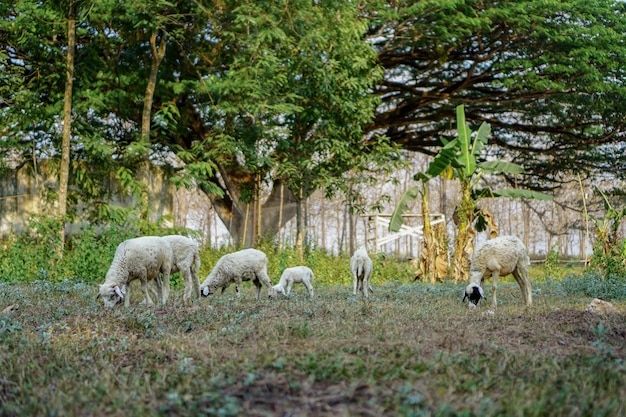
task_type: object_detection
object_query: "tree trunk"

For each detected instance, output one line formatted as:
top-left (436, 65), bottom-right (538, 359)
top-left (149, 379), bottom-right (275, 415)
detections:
top-left (295, 187), bottom-right (304, 261)
top-left (277, 182), bottom-right (284, 248)
top-left (203, 176), bottom-right (297, 246)
top-left (139, 30), bottom-right (167, 222)
top-left (452, 185), bottom-right (476, 282)
top-left (57, 1), bottom-right (76, 256)
top-left (320, 198), bottom-right (325, 250)
top-left (256, 173), bottom-right (262, 245)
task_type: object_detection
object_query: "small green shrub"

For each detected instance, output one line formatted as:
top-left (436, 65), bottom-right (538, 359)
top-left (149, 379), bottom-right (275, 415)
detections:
top-left (553, 272), bottom-right (626, 300)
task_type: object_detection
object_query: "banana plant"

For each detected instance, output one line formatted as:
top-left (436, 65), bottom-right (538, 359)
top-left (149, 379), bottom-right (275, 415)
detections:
top-left (584, 186), bottom-right (626, 270)
top-left (390, 105), bottom-right (552, 282)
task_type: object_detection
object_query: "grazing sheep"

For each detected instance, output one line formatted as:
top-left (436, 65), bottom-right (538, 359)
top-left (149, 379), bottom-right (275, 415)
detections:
top-left (350, 248), bottom-right (373, 298)
top-left (200, 248), bottom-right (275, 299)
top-left (98, 236), bottom-right (173, 308)
top-left (586, 298), bottom-right (618, 314)
top-left (161, 235), bottom-right (201, 302)
top-left (273, 266), bottom-right (315, 297)
top-left (463, 235), bottom-right (532, 308)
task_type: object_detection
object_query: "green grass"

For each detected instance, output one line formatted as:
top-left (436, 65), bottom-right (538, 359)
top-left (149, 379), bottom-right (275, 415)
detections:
top-left (1, 277), bottom-right (625, 417)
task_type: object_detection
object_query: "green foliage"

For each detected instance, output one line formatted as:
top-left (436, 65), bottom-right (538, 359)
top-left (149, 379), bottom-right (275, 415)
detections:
top-left (366, 0), bottom-right (626, 184)
top-left (585, 187), bottom-right (626, 277)
top-left (544, 243), bottom-right (562, 279)
top-left (589, 238), bottom-right (626, 278)
top-left (198, 242), bottom-right (417, 291)
top-left (390, 105), bottom-right (552, 233)
top-left (0, 218), bottom-right (192, 283)
top-left (553, 272), bottom-right (626, 300)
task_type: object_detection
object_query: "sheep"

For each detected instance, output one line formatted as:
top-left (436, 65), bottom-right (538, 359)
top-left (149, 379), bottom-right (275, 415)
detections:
top-left (586, 298), bottom-right (619, 315)
top-left (463, 235), bottom-right (532, 308)
top-left (98, 236), bottom-right (173, 308)
top-left (200, 248), bottom-right (275, 299)
top-left (161, 235), bottom-right (201, 302)
top-left (273, 266), bottom-right (315, 297)
top-left (350, 248), bottom-right (373, 298)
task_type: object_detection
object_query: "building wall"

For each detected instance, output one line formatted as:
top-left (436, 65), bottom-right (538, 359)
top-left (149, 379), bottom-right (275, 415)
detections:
top-left (0, 162), bottom-right (175, 236)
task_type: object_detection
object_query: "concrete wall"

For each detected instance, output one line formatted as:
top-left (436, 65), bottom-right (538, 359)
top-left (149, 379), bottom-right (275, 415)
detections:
top-left (0, 162), bottom-right (175, 236)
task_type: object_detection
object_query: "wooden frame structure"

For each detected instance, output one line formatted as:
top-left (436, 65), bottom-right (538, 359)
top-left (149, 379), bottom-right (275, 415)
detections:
top-left (362, 213), bottom-right (446, 254)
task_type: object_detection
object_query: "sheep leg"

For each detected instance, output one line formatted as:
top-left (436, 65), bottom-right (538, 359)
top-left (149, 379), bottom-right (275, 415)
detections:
top-left (181, 267), bottom-right (193, 303)
top-left (353, 276), bottom-right (358, 295)
top-left (286, 280), bottom-right (294, 296)
top-left (160, 270), bottom-right (171, 305)
top-left (491, 271), bottom-right (499, 308)
top-left (253, 278), bottom-right (262, 300)
top-left (190, 260), bottom-right (201, 299)
top-left (512, 268), bottom-right (533, 306)
top-left (150, 277), bottom-right (160, 306)
top-left (257, 267), bottom-right (275, 297)
top-left (303, 279), bottom-right (314, 297)
top-left (363, 276), bottom-right (370, 299)
top-left (123, 283), bottom-right (131, 308)
top-left (234, 278), bottom-right (243, 297)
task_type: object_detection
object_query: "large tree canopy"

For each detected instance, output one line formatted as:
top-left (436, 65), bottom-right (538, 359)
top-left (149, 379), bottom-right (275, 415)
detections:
top-left (366, 0), bottom-right (626, 187)
top-left (2, 0), bottom-right (626, 245)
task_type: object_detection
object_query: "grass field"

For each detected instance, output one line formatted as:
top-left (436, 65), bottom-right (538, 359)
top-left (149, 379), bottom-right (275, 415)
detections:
top-left (1, 278), bottom-right (625, 417)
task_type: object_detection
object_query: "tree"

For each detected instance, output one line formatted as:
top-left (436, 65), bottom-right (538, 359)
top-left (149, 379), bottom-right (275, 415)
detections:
top-left (176, 0), bottom-right (398, 247)
top-left (57, 0), bottom-right (77, 254)
top-left (585, 187), bottom-right (626, 275)
top-left (4, 0), bottom-right (626, 250)
top-left (366, 0), bottom-right (626, 188)
top-left (390, 105), bottom-right (552, 282)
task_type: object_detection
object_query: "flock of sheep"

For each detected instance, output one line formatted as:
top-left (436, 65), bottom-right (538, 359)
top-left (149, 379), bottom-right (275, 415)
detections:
top-left (97, 234), bottom-right (533, 309)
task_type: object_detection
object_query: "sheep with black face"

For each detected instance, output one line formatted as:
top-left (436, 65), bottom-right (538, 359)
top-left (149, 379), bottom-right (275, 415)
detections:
top-left (463, 235), bottom-right (532, 308)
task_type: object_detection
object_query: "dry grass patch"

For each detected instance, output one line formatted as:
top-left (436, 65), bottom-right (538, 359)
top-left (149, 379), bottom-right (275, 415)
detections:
top-left (0, 281), bottom-right (625, 416)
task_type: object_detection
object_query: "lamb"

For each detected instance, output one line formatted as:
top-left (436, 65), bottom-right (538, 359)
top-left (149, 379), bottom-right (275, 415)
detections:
top-left (463, 235), bottom-right (532, 308)
top-left (97, 236), bottom-right (173, 308)
top-left (350, 248), bottom-right (373, 298)
top-left (273, 266), bottom-right (315, 297)
top-left (161, 235), bottom-right (201, 302)
top-left (200, 248), bottom-right (275, 299)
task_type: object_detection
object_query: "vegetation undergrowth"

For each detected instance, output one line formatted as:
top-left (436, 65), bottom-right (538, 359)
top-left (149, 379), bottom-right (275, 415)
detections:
top-left (0, 279), bottom-right (625, 417)
top-left (1, 222), bottom-right (626, 415)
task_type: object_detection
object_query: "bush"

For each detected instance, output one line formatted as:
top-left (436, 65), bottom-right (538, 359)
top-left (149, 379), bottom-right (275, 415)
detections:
top-left (197, 243), bottom-right (417, 288)
top-left (0, 217), bottom-right (189, 284)
top-left (552, 272), bottom-right (626, 300)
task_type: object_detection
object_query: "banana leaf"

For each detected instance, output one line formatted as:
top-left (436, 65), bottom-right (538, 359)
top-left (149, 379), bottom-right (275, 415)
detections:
top-left (389, 185), bottom-right (421, 232)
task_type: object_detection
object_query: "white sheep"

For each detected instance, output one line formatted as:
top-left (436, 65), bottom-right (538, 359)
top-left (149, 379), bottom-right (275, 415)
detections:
top-left (200, 248), bottom-right (275, 299)
top-left (350, 248), bottom-right (373, 298)
top-left (98, 236), bottom-right (173, 308)
top-left (463, 235), bottom-right (532, 308)
top-left (161, 235), bottom-right (201, 302)
top-left (273, 266), bottom-right (315, 297)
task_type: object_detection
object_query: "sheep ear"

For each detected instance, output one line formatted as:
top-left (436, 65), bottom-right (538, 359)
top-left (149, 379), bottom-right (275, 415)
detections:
top-left (114, 286), bottom-right (125, 300)
top-left (478, 286), bottom-right (486, 299)
top-left (120, 284), bottom-right (127, 295)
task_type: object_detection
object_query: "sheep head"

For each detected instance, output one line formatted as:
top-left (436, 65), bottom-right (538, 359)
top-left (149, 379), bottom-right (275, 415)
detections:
top-left (98, 284), bottom-right (126, 308)
top-left (271, 285), bottom-right (285, 297)
top-left (463, 283), bottom-right (485, 307)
